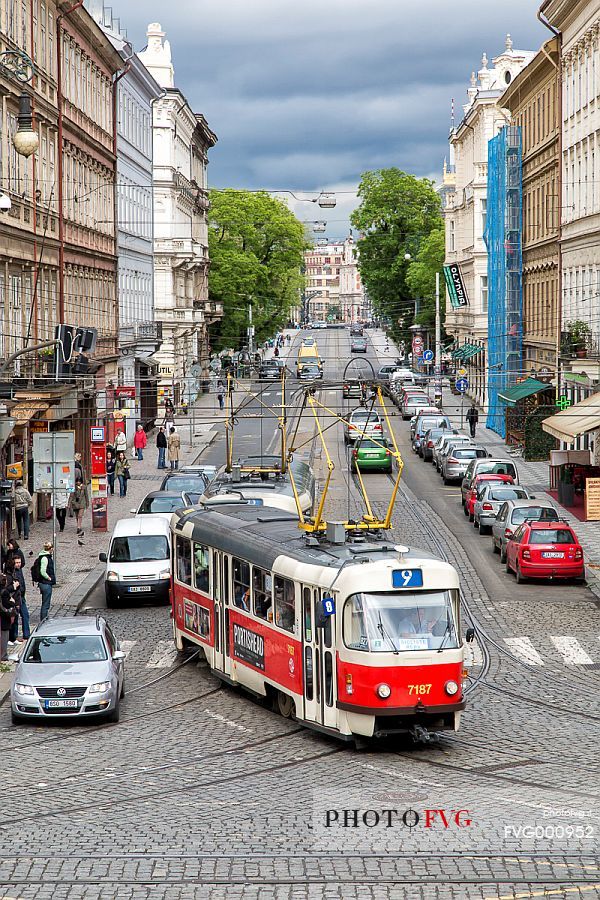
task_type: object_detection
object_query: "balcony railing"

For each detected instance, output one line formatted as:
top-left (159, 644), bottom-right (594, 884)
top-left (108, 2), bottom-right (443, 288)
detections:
top-left (560, 331), bottom-right (600, 360)
top-left (119, 321), bottom-right (163, 344)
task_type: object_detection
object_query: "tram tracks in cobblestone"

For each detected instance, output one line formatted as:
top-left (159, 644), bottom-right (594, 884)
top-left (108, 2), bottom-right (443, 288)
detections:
top-left (0, 741), bottom-right (343, 828)
top-left (0, 648), bottom-right (219, 753)
top-left (385, 473), bottom-right (600, 716)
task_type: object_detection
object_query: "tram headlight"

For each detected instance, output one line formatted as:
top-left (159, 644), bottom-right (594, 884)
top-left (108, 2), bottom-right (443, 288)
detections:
top-left (445, 680), bottom-right (459, 696)
top-left (376, 683), bottom-right (391, 699)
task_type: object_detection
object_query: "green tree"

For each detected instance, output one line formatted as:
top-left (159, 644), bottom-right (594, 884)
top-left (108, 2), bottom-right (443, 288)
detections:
top-left (350, 168), bottom-right (442, 345)
top-left (405, 227), bottom-right (445, 333)
top-left (208, 190), bottom-right (306, 350)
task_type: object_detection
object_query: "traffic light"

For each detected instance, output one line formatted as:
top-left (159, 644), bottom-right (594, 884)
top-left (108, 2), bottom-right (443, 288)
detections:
top-left (54, 325), bottom-right (97, 379)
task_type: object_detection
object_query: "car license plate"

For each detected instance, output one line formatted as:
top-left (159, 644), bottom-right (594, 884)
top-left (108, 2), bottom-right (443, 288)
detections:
top-left (364, 453), bottom-right (379, 458)
top-left (542, 551), bottom-right (564, 558)
top-left (129, 586), bottom-right (152, 592)
top-left (45, 699), bottom-right (78, 709)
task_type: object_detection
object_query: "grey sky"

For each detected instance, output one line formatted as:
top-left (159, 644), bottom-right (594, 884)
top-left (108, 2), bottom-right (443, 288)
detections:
top-left (125, 1), bottom-right (547, 237)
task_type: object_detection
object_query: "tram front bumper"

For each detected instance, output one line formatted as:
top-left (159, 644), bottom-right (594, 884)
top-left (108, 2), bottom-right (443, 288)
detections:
top-left (339, 700), bottom-right (466, 737)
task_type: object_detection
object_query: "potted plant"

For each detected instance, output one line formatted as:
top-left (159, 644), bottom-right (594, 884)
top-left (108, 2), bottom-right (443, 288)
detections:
top-left (558, 465), bottom-right (575, 507)
top-left (564, 320), bottom-right (591, 358)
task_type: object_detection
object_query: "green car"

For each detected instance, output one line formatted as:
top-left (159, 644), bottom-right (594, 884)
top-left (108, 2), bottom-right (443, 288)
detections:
top-left (351, 438), bottom-right (393, 473)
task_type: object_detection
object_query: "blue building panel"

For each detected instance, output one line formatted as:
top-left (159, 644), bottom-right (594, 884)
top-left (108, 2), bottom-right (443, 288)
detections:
top-left (484, 126), bottom-right (523, 438)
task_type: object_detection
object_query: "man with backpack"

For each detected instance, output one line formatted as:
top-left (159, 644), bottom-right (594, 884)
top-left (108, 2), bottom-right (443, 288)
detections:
top-left (31, 541), bottom-right (56, 622)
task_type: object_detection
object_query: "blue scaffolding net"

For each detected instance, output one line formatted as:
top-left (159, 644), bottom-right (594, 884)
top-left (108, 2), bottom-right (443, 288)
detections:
top-left (484, 125), bottom-right (523, 438)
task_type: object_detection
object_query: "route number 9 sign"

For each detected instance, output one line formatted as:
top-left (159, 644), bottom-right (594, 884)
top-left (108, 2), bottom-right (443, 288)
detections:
top-left (392, 569), bottom-right (424, 588)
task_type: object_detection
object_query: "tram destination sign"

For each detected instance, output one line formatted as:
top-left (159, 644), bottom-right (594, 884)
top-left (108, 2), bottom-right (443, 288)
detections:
top-left (233, 623), bottom-right (265, 671)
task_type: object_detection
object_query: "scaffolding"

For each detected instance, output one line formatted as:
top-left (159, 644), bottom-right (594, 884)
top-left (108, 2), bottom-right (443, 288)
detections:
top-left (484, 125), bottom-right (523, 438)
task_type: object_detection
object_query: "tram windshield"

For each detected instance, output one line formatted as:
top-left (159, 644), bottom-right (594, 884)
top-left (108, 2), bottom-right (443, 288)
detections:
top-left (343, 591), bottom-right (459, 652)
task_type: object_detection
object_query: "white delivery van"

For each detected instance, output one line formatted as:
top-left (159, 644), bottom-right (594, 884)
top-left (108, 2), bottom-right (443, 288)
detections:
top-left (100, 515), bottom-right (171, 607)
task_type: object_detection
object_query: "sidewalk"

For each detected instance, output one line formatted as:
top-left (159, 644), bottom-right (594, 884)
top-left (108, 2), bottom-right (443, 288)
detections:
top-left (10, 395), bottom-right (222, 626)
top-left (369, 329), bottom-right (600, 597)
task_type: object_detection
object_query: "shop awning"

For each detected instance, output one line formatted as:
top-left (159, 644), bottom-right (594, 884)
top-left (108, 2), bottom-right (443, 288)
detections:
top-left (564, 372), bottom-right (590, 385)
top-left (10, 400), bottom-right (49, 423)
top-left (542, 391), bottom-right (600, 444)
top-left (451, 343), bottom-right (482, 361)
top-left (498, 377), bottom-right (551, 407)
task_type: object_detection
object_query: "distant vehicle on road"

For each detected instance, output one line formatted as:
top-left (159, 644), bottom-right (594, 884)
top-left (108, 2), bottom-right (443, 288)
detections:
top-left (10, 616), bottom-right (125, 725)
top-left (351, 337), bottom-right (368, 352)
top-left (505, 520), bottom-right (585, 584)
top-left (491, 499), bottom-right (559, 561)
top-left (298, 363), bottom-right (323, 381)
top-left (351, 437), bottom-right (393, 474)
top-left (461, 458), bottom-right (519, 504)
top-left (258, 362), bottom-right (281, 381)
top-left (202, 456), bottom-right (315, 515)
top-left (132, 490), bottom-right (187, 521)
top-left (100, 516), bottom-right (171, 607)
top-left (159, 472), bottom-right (209, 494)
top-left (473, 484), bottom-right (531, 534)
top-left (441, 444), bottom-right (489, 484)
top-left (345, 407), bottom-right (384, 443)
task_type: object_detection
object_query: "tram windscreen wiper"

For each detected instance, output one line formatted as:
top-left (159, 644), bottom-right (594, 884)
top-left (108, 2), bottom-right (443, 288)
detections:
top-left (377, 612), bottom-right (399, 655)
top-left (437, 623), bottom-right (453, 653)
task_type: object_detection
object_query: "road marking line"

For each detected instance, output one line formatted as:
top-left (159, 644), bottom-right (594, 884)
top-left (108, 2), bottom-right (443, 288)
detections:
top-left (488, 885), bottom-right (600, 900)
top-left (550, 636), bottom-right (594, 665)
top-left (464, 641), bottom-right (484, 667)
top-left (504, 637), bottom-right (544, 665)
top-left (119, 640), bottom-right (137, 658)
top-left (146, 640), bottom-right (178, 669)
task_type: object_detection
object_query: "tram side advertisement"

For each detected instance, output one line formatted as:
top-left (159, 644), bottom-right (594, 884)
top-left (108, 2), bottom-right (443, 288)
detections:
top-left (233, 623), bottom-right (265, 671)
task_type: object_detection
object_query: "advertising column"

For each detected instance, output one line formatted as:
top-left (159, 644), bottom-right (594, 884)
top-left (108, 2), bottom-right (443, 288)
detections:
top-left (90, 426), bottom-right (108, 532)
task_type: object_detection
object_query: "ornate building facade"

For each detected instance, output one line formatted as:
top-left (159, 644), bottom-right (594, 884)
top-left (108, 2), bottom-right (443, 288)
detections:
top-left (138, 23), bottom-right (219, 406)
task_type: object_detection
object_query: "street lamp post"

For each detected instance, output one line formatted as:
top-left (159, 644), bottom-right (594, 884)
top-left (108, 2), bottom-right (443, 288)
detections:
top-left (0, 50), bottom-right (39, 159)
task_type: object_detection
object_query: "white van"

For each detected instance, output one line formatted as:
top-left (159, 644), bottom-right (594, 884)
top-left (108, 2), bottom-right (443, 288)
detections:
top-left (100, 516), bottom-right (171, 607)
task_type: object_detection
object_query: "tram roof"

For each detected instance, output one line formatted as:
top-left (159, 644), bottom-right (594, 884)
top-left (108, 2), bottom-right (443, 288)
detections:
top-left (173, 502), bottom-right (444, 574)
top-left (204, 457), bottom-right (315, 501)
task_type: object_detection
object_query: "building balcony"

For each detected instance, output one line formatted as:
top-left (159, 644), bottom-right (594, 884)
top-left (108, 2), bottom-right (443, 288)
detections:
top-left (155, 238), bottom-right (208, 262)
top-left (119, 321), bottom-right (163, 346)
top-left (560, 331), bottom-right (600, 361)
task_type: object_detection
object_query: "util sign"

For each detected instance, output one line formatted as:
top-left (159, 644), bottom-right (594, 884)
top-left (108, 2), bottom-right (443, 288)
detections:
top-left (412, 335), bottom-right (424, 355)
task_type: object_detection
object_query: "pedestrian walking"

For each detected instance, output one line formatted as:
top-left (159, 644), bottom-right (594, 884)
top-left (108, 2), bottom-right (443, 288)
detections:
top-left (115, 451), bottom-right (130, 497)
top-left (3, 538), bottom-right (25, 575)
top-left (217, 383), bottom-right (225, 411)
top-left (134, 424), bottom-right (147, 461)
top-left (466, 403), bottom-right (479, 439)
top-left (13, 480), bottom-right (32, 541)
top-left (163, 398), bottom-right (175, 429)
top-left (68, 479), bottom-right (89, 535)
top-left (54, 489), bottom-right (69, 532)
top-left (156, 427), bottom-right (168, 469)
top-left (31, 541), bottom-right (55, 622)
top-left (114, 429), bottom-right (127, 457)
top-left (168, 427), bottom-right (181, 470)
top-left (0, 575), bottom-right (17, 661)
top-left (106, 450), bottom-right (116, 495)
top-left (9, 555), bottom-right (29, 642)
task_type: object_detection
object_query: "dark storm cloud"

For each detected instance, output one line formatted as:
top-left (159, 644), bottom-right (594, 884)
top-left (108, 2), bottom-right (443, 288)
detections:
top-left (124, 1), bottom-right (546, 234)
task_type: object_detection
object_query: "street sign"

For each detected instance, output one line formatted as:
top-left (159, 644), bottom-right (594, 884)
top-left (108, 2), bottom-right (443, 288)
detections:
top-left (457, 367), bottom-right (467, 377)
top-left (423, 349), bottom-right (434, 362)
top-left (455, 377), bottom-right (469, 394)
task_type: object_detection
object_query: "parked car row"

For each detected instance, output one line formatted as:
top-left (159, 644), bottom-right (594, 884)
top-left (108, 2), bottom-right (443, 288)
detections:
top-left (417, 420), bottom-right (586, 585)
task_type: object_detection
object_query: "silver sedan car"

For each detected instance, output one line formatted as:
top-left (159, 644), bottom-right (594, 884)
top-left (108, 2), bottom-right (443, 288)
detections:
top-left (441, 444), bottom-right (488, 484)
top-left (491, 499), bottom-right (559, 562)
top-left (10, 616), bottom-right (125, 725)
top-left (433, 433), bottom-right (471, 472)
top-left (473, 483), bottom-right (531, 534)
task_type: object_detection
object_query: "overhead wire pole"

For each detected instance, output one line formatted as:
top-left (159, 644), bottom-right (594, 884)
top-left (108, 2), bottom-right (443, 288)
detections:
top-left (435, 271), bottom-right (442, 406)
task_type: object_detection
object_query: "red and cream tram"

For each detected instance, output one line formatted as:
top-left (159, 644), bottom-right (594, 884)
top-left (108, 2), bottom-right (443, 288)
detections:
top-left (171, 502), bottom-right (466, 741)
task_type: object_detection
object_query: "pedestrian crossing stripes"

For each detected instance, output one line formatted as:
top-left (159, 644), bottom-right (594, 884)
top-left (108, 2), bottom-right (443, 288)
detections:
top-left (549, 636), bottom-right (594, 666)
top-left (504, 637), bottom-right (544, 666)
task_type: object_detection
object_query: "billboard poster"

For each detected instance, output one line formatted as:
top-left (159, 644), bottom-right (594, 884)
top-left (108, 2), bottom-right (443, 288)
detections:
top-left (443, 263), bottom-right (470, 308)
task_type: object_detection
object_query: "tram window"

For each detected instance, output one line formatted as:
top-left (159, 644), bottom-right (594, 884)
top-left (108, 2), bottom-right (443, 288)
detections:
top-left (323, 602), bottom-right (332, 649)
top-left (253, 567), bottom-right (273, 622)
top-left (343, 595), bottom-right (369, 650)
top-left (274, 576), bottom-right (295, 633)
top-left (324, 651), bottom-right (334, 707)
top-left (303, 587), bottom-right (312, 642)
top-left (215, 606), bottom-right (220, 652)
top-left (223, 556), bottom-right (230, 605)
top-left (193, 543), bottom-right (210, 593)
top-left (304, 646), bottom-right (313, 700)
top-left (176, 537), bottom-right (192, 586)
top-left (315, 647), bottom-right (321, 703)
top-left (233, 558), bottom-right (251, 611)
top-left (343, 591), bottom-right (459, 652)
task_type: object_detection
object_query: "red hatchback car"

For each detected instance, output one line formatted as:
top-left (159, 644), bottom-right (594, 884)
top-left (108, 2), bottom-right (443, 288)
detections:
top-left (464, 473), bottom-right (514, 521)
top-left (505, 521), bottom-right (585, 584)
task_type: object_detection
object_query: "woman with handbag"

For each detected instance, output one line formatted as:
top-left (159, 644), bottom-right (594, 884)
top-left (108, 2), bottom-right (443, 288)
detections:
top-left (0, 574), bottom-right (17, 661)
top-left (115, 451), bottom-right (131, 498)
top-left (68, 479), bottom-right (89, 535)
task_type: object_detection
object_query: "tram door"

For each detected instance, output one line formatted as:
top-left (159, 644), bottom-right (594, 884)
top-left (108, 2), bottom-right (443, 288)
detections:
top-left (302, 586), bottom-right (337, 730)
top-left (213, 551), bottom-right (231, 676)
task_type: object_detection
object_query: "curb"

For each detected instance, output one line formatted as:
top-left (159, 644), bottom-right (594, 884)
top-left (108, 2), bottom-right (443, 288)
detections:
top-left (72, 562), bottom-right (106, 614)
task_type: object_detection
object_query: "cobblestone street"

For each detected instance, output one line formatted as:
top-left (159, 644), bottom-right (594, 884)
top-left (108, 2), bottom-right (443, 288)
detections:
top-left (0, 329), bottom-right (599, 898)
